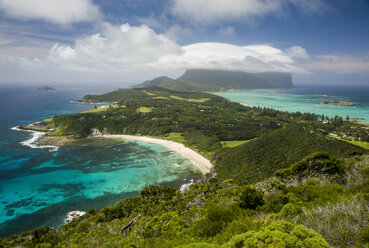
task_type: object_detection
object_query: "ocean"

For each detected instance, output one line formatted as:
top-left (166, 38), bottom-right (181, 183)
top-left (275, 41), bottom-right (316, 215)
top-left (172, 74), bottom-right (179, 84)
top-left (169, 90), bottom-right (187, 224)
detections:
top-left (216, 84), bottom-right (369, 124)
top-left (0, 85), bottom-right (201, 237)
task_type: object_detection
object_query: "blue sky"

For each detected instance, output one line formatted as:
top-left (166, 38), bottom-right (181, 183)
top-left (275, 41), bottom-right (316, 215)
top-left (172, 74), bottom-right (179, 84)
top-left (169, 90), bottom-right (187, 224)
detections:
top-left (0, 0), bottom-right (368, 85)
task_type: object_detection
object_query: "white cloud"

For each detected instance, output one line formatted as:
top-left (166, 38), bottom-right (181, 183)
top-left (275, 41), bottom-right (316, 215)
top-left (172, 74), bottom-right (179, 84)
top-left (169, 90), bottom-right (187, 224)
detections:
top-left (304, 55), bottom-right (369, 74)
top-left (285, 46), bottom-right (309, 60)
top-left (171, 0), bottom-right (328, 25)
top-left (157, 42), bottom-right (306, 73)
top-left (0, 0), bottom-right (100, 25)
top-left (0, 23), bottom-right (311, 83)
top-left (46, 23), bottom-right (182, 71)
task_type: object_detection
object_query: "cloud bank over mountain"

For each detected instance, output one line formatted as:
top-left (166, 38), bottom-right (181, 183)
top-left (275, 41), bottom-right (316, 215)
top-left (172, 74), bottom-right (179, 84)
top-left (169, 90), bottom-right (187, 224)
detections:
top-left (0, 23), bottom-right (313, 83)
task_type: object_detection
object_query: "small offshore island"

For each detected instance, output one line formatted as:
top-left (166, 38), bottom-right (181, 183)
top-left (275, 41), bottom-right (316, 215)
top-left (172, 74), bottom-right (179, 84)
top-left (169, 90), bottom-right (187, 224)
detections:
top-left (3, 70), bottom-right (369, 248)
top-left (320, 100), bottom-right (355, 106)
top-left (37, 85), bottom-right (56, 91)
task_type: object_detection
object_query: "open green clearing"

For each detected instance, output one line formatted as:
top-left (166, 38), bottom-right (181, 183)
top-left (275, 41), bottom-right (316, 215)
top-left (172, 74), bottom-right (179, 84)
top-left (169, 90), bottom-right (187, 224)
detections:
top-left (136, 106), bottom-right (152, 113)
top-left (220, 140), bottom-right (254, 148)
top-left (329, 135), bottom-right (369, 149)
top-left (82, 104), bottom-right (121, 113)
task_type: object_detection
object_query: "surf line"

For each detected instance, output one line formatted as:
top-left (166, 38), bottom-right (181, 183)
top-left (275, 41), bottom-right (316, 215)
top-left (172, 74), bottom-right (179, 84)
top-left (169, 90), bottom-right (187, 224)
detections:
top-left (11, 126), bottom-right (58, 152)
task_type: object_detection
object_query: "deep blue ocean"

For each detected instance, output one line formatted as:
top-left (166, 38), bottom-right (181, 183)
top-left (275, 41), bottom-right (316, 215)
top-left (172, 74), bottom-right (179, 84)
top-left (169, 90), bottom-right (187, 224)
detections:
top-left (0, 85), bottom-right (201, 237)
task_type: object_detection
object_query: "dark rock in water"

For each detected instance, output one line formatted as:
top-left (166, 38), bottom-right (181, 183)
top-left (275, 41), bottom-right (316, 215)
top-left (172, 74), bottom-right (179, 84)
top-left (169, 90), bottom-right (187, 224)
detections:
top-left (37, 86), bottom-right (56, 91)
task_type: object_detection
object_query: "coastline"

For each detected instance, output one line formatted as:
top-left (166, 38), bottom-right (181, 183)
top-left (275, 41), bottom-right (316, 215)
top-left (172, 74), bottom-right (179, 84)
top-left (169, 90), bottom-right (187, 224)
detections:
top-left (102, 134), bottom-right (213, 175)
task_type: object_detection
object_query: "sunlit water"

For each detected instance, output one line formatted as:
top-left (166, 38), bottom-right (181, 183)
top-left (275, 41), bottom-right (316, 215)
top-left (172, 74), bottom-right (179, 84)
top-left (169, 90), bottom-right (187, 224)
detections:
top-left (0, 85), bottom-right (201, 237)
top-left (216, 85), bottom-right (369, 123)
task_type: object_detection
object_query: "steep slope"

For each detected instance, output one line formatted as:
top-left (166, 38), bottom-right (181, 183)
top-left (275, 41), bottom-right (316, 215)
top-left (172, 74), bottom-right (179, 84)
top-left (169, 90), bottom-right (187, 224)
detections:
top-left (134, 76), bottom-right (201, 92)
top-left (216, 123), bottom-right (365, 184)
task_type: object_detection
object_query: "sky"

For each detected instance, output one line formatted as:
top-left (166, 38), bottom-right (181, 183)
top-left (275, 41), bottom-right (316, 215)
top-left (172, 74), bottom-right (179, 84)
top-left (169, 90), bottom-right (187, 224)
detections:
top-left (0, 0), bottom-right (368, 86)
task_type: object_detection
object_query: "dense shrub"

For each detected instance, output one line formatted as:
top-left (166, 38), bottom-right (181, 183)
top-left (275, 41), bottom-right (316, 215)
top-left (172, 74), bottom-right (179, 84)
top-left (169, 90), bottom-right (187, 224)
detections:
top-left (275, 152), bottom-right (345, 180)
top-left (239, 186), bottom-right (264, 210)
top-left (192, 204), bottom-right (239, 237)
top-left (223, 221), bottom-right (331, 248)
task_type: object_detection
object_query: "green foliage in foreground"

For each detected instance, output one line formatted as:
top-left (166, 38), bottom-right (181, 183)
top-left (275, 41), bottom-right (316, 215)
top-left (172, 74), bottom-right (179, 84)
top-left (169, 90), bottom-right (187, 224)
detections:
top-left (1, 154), bottom-right (369, 248)
top-left (180, 221), bottom-right (331, 248)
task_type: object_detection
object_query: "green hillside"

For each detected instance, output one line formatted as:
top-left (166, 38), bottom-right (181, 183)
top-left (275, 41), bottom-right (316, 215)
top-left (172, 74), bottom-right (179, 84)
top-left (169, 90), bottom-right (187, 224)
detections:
top-left (216, 123), bottom-right (365, 183)
top-left (134, 76), bottom-right (202, 92)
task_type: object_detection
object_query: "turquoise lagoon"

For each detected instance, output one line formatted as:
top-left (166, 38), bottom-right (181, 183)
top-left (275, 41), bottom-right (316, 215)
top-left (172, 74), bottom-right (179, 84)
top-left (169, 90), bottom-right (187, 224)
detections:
top-left (216, 85), bottom-right (369, 123)
top-left (0, 86), bottom-right (201, 237)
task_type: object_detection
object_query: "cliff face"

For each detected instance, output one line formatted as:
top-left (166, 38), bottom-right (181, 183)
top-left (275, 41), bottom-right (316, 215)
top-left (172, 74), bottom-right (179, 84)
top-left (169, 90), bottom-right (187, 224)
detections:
top-left (177, 69), bottom-right (293, 90)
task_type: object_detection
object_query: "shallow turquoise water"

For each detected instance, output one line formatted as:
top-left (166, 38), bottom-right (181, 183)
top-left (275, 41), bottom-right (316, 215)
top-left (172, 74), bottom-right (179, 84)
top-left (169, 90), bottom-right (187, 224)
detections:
top-left (216, 86), bottom-right (369, 123)
top-left (0, 86), bottom-right (201, 236)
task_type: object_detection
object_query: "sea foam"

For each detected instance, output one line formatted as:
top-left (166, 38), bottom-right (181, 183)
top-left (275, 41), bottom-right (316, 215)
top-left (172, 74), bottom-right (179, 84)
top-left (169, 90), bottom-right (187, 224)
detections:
top-left (11, 126), bottom-right (59, 152)
top-left (64, 211), bottom-right (86, 224)
top-left (180, 179), bottom-right (194, 193)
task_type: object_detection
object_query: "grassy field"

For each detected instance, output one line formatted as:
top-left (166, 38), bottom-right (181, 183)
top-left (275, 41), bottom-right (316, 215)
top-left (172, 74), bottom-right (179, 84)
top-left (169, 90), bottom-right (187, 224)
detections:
top-left (220, 139), bottom-right (253, 148)
top-left (164, 132), bottom-right (186, 143)
top-left (143, 90), bottom-right (155, 96)
top-left (82, 104), bottom-right (121, 113)
top-left (170, 95), bottom-right (210, 103)
top-left (136, 106), bottom-right (152, 113)
top-left (43, 118), bottom-right (53, 123)
top-left (329, 135), bottom-right (369, 149)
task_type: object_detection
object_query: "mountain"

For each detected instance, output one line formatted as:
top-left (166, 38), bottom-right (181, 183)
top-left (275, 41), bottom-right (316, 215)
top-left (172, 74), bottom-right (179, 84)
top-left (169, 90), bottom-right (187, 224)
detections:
top-left (134, 76), bottom-right (203, 92)
top-left (178, 69), bottom-right (293, 90)
top-left (134, 69), bottom-right (293, 92)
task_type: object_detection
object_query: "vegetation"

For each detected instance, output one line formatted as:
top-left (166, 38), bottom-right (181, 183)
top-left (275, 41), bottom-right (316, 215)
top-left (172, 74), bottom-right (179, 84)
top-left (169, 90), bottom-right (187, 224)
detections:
top-left (220, 140), bottom-right (251, 148)
top-left (320, 100), bottom-right (355, 106)
top-left (6, 85), bottom-right (369, 247)
top-left (329, 135), bottom-right (369, 149)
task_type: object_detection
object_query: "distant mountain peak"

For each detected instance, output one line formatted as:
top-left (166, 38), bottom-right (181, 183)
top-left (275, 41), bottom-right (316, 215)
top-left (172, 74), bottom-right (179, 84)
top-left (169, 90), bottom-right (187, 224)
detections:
top-left (134, 69), bottom-right (293, 92)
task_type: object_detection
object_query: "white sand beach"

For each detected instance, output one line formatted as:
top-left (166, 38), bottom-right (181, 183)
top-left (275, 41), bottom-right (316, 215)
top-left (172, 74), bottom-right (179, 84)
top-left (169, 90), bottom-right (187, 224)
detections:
top-left (102, 135), bottom-right (213, 175)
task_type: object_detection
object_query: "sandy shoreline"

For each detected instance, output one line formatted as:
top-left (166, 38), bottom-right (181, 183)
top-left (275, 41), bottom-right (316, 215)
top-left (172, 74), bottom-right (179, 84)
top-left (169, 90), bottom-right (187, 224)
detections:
top-left (102, 135), bottom-right (213, 175)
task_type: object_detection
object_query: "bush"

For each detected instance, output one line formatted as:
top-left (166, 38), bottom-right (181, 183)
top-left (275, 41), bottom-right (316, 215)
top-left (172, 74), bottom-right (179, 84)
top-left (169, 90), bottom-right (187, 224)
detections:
top-left (299, 198), bottom-right (369, 247)
top-left (239, 186), bottom-right (264, 210)
top-left (178, 243), bottom-right (220, 248)
top-left (277, 203), bottom-right (302, 218)
top-left (275, 152), bottom-right (345, 180)
top-left (357, 225), bottom-right (369, 247)
top-left (223, 221), bottom-right (331, 248)
top-left (192, 204), bottom-right (239, 237)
